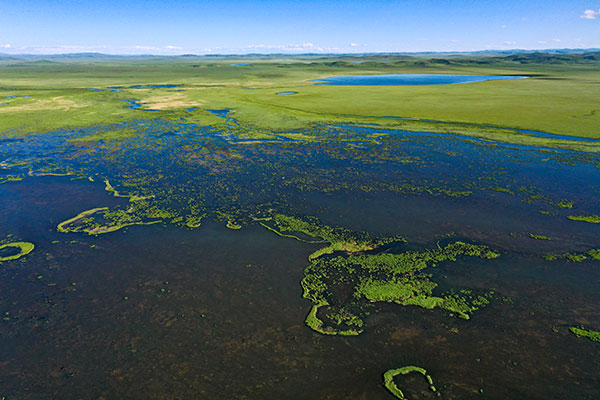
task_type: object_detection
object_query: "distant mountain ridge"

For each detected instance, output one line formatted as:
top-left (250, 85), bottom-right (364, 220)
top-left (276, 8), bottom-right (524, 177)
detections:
top-left (1, 49), bottom-right (599, 66)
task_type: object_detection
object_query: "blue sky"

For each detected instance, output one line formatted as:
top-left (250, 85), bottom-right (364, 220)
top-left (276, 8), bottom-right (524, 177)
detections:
top-left (1, 0), bottom-right (599, 54)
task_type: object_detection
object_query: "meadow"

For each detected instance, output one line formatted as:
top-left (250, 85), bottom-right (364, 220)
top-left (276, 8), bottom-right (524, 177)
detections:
top-left (0, 52), bottom-right (599, 150)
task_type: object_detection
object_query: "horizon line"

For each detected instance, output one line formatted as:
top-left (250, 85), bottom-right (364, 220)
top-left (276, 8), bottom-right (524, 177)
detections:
top-left (1, 47), bottom-right (599, 58)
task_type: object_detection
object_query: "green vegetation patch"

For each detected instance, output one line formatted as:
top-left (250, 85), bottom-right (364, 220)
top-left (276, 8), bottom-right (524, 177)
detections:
top-left (281, 214), bottom-right (501, 334)
top-left (543, 248), bottom-right (600, 262)
top-left (56, 201), bottom-right (170, 235)
top-left (528, 234), bottom-right (551, 240)
top-left (569, 326), bottom-right (600, 343)
top-left (567, 214), bottom-right (600, 223)
top-left (0, 241), bottom-right (35, 262)
top-left (383, 366), bottom-right (437, 399)
top-left (263, 213), bottom-right (405, 260)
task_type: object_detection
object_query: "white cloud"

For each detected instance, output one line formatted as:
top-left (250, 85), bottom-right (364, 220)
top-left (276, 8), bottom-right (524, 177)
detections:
top-left (135, 45), bottom-right (160, 50)
top-left (245, 43), bottom-right (326, 51)
top-left (503, 41), bottom-right (516, 45)
top-left (1, 44), bottom-right (11, 49)
top-left (350, 43), bottom-right (359, 47)
top-left (536, 40), bottom-right (547, 44)
top-left (581, 9), bottom-right (600, 19)
top-left (552, 38), bottom-right (561, 42)
top-left (21, 45), bottom-right (111, 54)
top-left (165, 45), bottom-right (182, 50)
top-left (500, 24), bottom-right (507, 29)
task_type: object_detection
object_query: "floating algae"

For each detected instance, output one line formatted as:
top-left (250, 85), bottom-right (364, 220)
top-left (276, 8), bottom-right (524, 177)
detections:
top-left (0, 241), bottom-right (35, 262)
top-left (383, 366), bottom-right (438, 399)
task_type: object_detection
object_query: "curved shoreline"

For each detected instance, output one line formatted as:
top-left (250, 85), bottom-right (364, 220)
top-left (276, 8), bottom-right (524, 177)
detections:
top-left (383, 366), bottom-right (437, 399)
top-left (0, 241), bottom-right (35, 262)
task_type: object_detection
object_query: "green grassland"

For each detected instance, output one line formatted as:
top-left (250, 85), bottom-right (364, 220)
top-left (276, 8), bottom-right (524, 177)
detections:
top-left (1, 52), bottom-right (599, 149)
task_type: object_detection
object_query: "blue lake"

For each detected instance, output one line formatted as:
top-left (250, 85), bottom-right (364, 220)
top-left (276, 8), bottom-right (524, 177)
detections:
top-left (313, 74), bottom-right (528, 86)
top-left (276, 91), bottom-right (297, 95)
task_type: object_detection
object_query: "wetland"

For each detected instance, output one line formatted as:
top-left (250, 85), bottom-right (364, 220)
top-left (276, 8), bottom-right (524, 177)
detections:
top-left (0, 52), bottom-right (599, 399)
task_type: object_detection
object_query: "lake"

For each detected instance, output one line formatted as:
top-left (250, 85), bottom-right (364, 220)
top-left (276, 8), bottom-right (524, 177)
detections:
top-left (313, 74), bottom-right (528, 85)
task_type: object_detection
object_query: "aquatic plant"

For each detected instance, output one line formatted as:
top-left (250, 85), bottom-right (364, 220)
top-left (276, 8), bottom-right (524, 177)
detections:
top-left (0, 175), bottom-right (23, 184)
top-left (542, 249), bottom-right (600, 262)
top-left (56, 202), bottom-right (166, 235)
top-left (383, 366), bottom-right (437, 399)
top-left (0, 241), bottom-right (35, 262)
top-left (264, 213), bottom-right (405, 260)
top-left (528, 234), bottom-right (551, 240)
top-left (294, 218), bottom-right (501, 334)
top-left (569, 326), bottom-right (600, 343)
top-left (567, 214), bottom-right (600, 223)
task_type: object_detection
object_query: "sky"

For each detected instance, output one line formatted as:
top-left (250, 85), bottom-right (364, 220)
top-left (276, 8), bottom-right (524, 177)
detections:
top-left (0, 0), bottom-right (599, 55)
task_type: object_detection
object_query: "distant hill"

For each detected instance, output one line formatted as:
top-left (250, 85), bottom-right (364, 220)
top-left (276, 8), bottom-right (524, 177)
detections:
top-left (0, 49), bottom-right (599, 67)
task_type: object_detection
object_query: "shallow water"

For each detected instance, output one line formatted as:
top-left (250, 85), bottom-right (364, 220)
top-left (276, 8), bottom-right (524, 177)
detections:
top-left (0, 118), bottom-right (599, 399)
top-left (313, 74), bottom-right (528, 86)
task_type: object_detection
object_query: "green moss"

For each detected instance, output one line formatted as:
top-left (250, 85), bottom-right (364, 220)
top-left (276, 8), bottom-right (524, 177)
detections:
top-left (569, 326), bottom-right (600, 343)
top-left (567, 214), bottom-right (600, 223)
top-left (0, 241), bottom-right (35, 262)
top-left (383, 366), bottom-right (437, 399)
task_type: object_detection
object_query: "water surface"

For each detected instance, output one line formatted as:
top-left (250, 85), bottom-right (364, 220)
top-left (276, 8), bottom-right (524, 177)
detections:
top-left (0, 116), bottom-right (598, 399)
top-left (314, 74), bottom-right (528, 86)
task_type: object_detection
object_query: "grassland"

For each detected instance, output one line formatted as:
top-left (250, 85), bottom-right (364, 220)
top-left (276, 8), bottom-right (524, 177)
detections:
top-left (0, 52), bottom-right (599, 150)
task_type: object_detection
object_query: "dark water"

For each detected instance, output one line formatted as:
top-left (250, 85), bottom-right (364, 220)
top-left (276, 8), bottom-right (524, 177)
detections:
top-left (0, 119), bottom-right (599, 399)
top-left (313, 74), bottom-right (528, 86)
